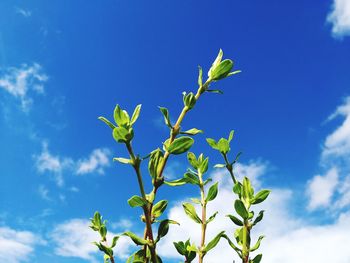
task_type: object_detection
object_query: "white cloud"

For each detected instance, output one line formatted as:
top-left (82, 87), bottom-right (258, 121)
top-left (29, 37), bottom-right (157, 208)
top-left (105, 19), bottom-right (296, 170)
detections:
top-left (322, 96), bottom-right (350, 160)
top-left (307, 167), bottom-right (339, 210)
top-left (34, 142), bottom-right (111, 187)
top-left (327, 0), bottom-right (350, 38)
top-left (111, 219), bottom-right (133, 230)
top-left (0, 63), bottom-right (48, 111)
top-left (306, 97), bottom-right (350, 210)
top-left (34, 142), bottom-right (73, 186)
top-left (38, 185), bottom-right (51, 201)
top-left (157, 161), bottom-right (350, 262)
top-left (15, 8), bottom-right (32, 17)
top-left (76, 148), bottom-right (111, 175)
top-left (50, 219), bottom-right (133, 261)
top-left (0, 226), bottom-right (43, 263)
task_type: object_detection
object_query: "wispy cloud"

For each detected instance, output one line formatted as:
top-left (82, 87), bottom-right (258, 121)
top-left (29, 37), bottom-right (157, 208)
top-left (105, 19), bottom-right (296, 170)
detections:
top-left (327, 0), bottom-right (350, 38)
top-left (50, 219), bottom-right (133, 261)
top-left (34, 142), bottom-right (111, 187)
top-left (38, 185), bottom-right (51, 201)
top-left (0, 63), bottom-right (48, 111)
top-left (323, 96), bottom-right (350, 161)
top-left (76, 148), bottom-right (111, 175)
top-left (15, 8), bottom-right (32, 18)
top-left (34, 142), bottom-right (73, 187)
top-left (307, 96), bottom-right (350, 210)
top-left (0, 226), bottom-right (44, 263)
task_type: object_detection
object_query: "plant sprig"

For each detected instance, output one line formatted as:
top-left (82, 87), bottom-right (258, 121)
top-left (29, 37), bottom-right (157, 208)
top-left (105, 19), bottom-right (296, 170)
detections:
top-left (91, 49), bottom-right (245, 263)
top-left (207, 131), bottom-right (270, 263)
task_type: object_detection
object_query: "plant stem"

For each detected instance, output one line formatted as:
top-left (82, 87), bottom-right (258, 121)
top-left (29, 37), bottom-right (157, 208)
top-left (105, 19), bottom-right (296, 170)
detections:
top-left (198, 171), bottom-right (207, 263)
top-left (156, 80), bottom-right (210, 182)
top-left (242, 220), bottom-right (250, 263)
top-left (125, 142), bottom-right (158, 263)
top-left (126, 80), bottom-right (210, 263)
top-left (223, 153), bottom-right (237, 184)
top-left (149, 80), bottom-right (211, 221)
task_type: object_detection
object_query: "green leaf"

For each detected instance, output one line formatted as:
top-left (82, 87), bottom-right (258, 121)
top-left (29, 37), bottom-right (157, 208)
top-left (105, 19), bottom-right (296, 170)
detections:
top-left (187, 152), bottom-right (198, 169)
top-left (232, 151), bottom-right (243, 164)
top-left (227, 70), bottom-right (242, 77)
top-left (248, 211), bottom-right (254, 219)
top-left (222, 234), bottom-right (242, 258)
top-left (127, 195), bottom-right (146, 208)
top-left (111, 235), bottom-right (119, 248)
top-left (148, 149), bottom-right (164, 179)
top-left (206, 182), bottom-right (218, 202)
top-left (206, 211), bottom-right (218, 224)
top-left (191, 198), bottom-right (201, 204)
top-left (159, 107), bottom-right (172, 128)
top-left (234, 227), bottom-right (244, 245)
top-left (252, 254), bottom-right (263, 263)
top-left (186, 243), bottom-right (198, 253)
top-left (180, 128), bottom-right (203, 136)
top-left (214, 163), bottom-right (225, 168)
top-left (130, 104), bottom-right (142, 125)
top-left (152, 200), bottom-right (168, 218)
top-left (126, 249), bottom-right (145, 263)
top-left (183, 92), bottom-right (197, 109)
top-left (123, 231), bottom-right (149, 246)
top-left (93, 211), bottom-right (102, 226)
top-left (206, 138), bottom-right (218, 150)
top-left (113, 105), bottom-right (130, 127)
top-left (250, 236), bottom-right (264, 252)
top-left (99, 225), bottom-right (107, 239)
top-left (253, 210), bottom-right (265, 225)
top-left (173, 241), bottom-right (186, 255)
top-left (94, 242), bottom-right (113, 257)
top-left (226, 214), bottom-right (243, 226)
top-left (217, 138), bottom-right (230, 154)
top-left (113, 127), bottom-right (133, 143)
top-left (185, 239), bottom-right (197, 262)
top-left (182, 203), bottom-right (201, 223)
top-left (228, 130), bottom-right (234, 142)
top-left (243, 177), bottom-right (254, 201)
top-left (234, 199), bottom-right (248, 219)
top-left (251, 190), bottom-right (271, 204)
top-left (206, 89), bottom-right (223, 94)
top-left (167, 137), bottom-right (194, 155)
top-left (113, 157), bottom-right (132, 164)
top-left (203, 231), bottom-right (225, 252)
top-left (198, 66), bottom-right (203, 87)
top-left (98, 116), bottom-right (116, 130)
top-left (208, 49), bottom-right (223, 78)
top-left (210, 59), bottom-right (233, 81)
top-left (156, 219), bottom-right (179, 241)
top-left (184, 172), bottom-right (200, 185)
top-left (233, 182), bottom-right (242, 196)
top-left (199, 157), bottom-right (209, 174)
top-left (203, 178), bottom-right (212, 186)
top-left (164, 178), bottom-right (187, 186)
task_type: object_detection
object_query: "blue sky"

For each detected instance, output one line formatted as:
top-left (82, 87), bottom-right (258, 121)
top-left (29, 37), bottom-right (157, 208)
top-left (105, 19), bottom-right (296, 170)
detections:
top-left (1, 1), bottom-right (350, 262)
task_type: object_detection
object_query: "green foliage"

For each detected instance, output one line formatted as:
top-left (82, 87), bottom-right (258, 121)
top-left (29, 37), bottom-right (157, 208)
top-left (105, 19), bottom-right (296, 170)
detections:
top-left (206, 125), bottom-right (271, 262)
top-left (90, 49), bottom-right (271, 263)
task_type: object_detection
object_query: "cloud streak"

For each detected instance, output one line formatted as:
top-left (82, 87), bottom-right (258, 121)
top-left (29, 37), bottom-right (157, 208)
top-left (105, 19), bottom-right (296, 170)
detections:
top-left (0, 63), bottom-right (48, 111)
top-left (34, 142), bottom-right (111, 187)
